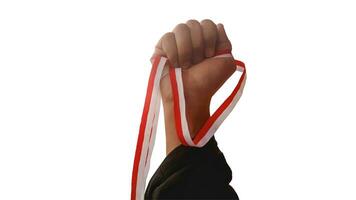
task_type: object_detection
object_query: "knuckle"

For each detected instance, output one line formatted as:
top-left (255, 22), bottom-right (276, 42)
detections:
top-left (186, 19), bottom-right (199, 26)
top-left (173, 23), bottom-right (189, 33)
top-left (201, 19), bottom-right (215, 26)
top-left (162, 32), bottom-right (174, 40)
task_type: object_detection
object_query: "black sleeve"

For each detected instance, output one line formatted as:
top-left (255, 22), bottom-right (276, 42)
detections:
top-left (144, 136), bottom-right (239, 200)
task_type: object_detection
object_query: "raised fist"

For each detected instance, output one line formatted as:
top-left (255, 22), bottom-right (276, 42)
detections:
top-left (152, 19), bottom-right (236, 152)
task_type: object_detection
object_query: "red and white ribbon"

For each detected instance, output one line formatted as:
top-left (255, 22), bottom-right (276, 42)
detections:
top-left (131, 51), bottom-right (246, 200)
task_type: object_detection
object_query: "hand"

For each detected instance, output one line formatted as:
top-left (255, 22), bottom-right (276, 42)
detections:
top-left (152, 19), bottom-right (236, 153)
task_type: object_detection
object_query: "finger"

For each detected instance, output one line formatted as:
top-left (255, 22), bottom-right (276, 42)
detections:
top-left (173, 23), bottom-right (193, 68)
top-left (200, 19), bottom-right (218, 58)
top-left (216, 23), bottom-right (232, 53)
top-left (186, 19), bottom-right (204, 64)
top-left (153, 32), bottom-right (178, 67)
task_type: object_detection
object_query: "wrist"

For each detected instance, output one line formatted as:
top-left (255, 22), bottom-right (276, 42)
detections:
top-left (162, 98), bottom-right (210, 152)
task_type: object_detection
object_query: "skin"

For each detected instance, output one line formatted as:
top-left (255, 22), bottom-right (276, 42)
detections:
top-left (152, 19), bottom-right (236, 154)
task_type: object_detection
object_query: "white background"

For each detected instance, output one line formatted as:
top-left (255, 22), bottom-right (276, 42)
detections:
top-left (1, 0), bottom-right (355, 199)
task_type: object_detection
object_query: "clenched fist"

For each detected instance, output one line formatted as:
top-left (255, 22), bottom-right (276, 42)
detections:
top-left (152, 19), bottom-right (236, 154)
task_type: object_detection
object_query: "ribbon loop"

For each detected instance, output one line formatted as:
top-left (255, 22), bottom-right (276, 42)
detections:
top-left (131, 52), bottom-right (246, 200)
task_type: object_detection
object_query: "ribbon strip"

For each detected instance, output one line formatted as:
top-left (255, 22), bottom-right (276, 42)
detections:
top-left (131, 51), bottom-right (246, 200)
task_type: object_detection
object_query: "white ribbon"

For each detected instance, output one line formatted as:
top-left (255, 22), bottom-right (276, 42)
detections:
top-left (131, 53), bottom-right (246, 200)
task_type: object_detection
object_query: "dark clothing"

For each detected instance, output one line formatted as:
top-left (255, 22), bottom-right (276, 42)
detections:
top-left (144, 136), bottom-right (239, 199)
